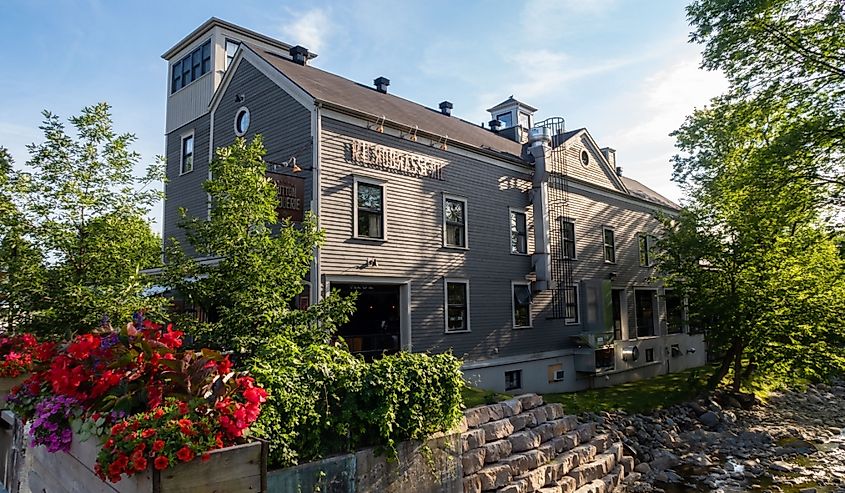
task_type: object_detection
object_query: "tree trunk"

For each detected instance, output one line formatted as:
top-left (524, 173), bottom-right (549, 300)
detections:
top-left (732, 345), bottom-right (744, 392)
top-left (708, 338), bottom-right (740, 389)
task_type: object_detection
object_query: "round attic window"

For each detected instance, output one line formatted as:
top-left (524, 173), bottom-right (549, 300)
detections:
top-left (580, 149), bottom-right (590, 167)
top-left (235, 107), bottom-right (250, 136)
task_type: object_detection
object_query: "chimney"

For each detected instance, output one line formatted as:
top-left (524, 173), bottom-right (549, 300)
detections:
top-left (374, 76), bottom-right (390, 93)
top-left (289, 45), bottom-right (309, 65)
top-left (439, 101), bottom-right (453, 116)
top-left (616, 166), bottom-right (623, 177)
top-left (489, 119), bottom-right (502, 132)
top-left (600, 147), bottom-right (616, 168)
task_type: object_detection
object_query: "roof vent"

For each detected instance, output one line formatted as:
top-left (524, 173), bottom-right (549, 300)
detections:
top-left (374, 77), bottom-right (390, 93)
top-left (616, 166), bottom-right (623, 177)
top-left (289, 46), bottom-right (309, 65)
top-left (600, 147), bottom-right (616, 168)
top-left (439, 101), bottom-right (453, 116)
top-left (489, 119), bottom-right (502, 132)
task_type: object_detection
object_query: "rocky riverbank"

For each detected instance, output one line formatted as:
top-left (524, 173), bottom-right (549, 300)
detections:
top-left (586, 381), bottom-right (845, 492)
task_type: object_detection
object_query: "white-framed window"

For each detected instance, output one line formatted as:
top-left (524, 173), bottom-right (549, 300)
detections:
top-left (443, 195), bottom-right (467, 249)
top-left (512, 282), bottom-right (532, 329)
top-left (518, 111), bottom-right (531, 129)
top-left (638, 233), bottom-right (658, 267)
top-left (353, 177), bottom-right (385, 240)
top-left (444, 279), bottom-right (470, 333)
top-left (560, 219), bottom-right (576, 259)
top-left (509, 208), bottom-right (527, 255)
top-left (602, 227), bottom-right (616, 263)
top-left (496, 112), bottom-right (513, 128)
top-left (504, 369), bottom-right (522, 391)
top-left (180, 132), bottom-right (194, 175)
top-left (225, 39), bottom-right (241, 70)
top-left (564, 284), bottom-right (579, 325)
top-left (234, 106), bottom-right (250, 136)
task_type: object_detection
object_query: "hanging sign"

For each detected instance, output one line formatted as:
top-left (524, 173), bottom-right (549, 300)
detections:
top-left (266, 172), bottom-right (305, 222)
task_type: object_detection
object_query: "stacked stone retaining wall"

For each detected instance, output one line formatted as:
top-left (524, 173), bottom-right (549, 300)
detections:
top-left (460, 394), bottom-right (635, 493)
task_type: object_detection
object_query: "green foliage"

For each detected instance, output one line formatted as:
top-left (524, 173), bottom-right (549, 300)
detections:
top-left (662, 1), bottom-right (845, 389)
top-left (686, 0), bottom-right (844, 213)
top-left (249, 337), bottom-right (465, 469)
top-left (543, 365), bottom-right (714, 414)
top-left (0, 105), bottom-right (164, 337)
top-left (163, 136), bottom-right (355, 354)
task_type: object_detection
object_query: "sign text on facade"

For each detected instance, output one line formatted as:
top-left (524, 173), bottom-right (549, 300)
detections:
top-left (266, 172), bottom-right (305, 222)
top-left (346, 139), bottom-right (445, 181)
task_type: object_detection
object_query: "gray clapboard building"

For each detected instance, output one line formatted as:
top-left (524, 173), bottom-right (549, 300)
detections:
top-left (161, 18), bottom-right (706, 393)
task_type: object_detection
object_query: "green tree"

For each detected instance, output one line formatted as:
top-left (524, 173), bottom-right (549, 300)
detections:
top-left (686, 0), bottom-right (845, 211)
top-left (0, 104), bottom-right (164, 336)
top-left (662, 94), bottom-right (845, 390)
top-left (163, 135), bottom-right (354, 355)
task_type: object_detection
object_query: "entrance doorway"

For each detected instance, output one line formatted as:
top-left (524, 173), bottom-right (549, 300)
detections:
top-left (333, 283), bottom-right (401, 359)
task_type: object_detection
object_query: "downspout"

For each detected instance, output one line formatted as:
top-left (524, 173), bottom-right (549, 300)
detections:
top-left (529, 127), bottom-right (552, 291)
top-left (310, 101), bottom-right (322, 303)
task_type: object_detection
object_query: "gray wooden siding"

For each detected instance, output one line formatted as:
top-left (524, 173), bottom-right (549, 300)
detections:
top-left (319, 118), bottom-right (669, 361)
top-left (320, 118), bottom-right (550, 360)
top-left (557, 133), bottom-right (623, 193)
top-left (166, 72), bottom-right (215, 134)
top-left (212, 60), bottom-right (313, 207)
top-left (163, 113), bottom-right (211, 253)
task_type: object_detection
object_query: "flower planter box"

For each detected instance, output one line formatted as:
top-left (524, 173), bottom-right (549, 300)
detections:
top-left (24, 428), bottom-right (267, 493)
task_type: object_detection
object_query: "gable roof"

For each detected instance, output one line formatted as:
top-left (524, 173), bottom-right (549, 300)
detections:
top-left (251, 47), bottom-right (526, 162)
top-left (216, 44), bottom-right (680, 211)
top-left (620, 177), bottom-right (680, 210)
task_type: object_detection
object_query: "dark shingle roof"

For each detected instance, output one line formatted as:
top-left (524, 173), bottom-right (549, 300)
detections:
top-left (249, 47), bottom-right (679, 211)
top-left (620, 176), bottom-right (680, 210)
top-left (254, 49), bottom-right (526, 161)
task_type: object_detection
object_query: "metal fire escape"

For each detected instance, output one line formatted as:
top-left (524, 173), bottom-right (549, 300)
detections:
top-left (532, 117), bottom-right (574, 319)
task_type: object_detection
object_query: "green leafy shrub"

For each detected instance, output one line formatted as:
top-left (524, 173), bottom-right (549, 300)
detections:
top-left (249, 337), bottom-right (464, 469)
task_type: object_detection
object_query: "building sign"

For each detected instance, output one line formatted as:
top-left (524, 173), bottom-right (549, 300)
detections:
top-left (346, 139), bottom-right (445, 181)
top-left (266, 172), bottom-right (305, 222)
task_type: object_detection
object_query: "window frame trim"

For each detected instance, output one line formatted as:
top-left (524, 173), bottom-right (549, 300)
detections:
top-left (560, 217), bottom-right (578, 260)
top-left (442, 194), bottom-right (469, 250)
top-left (504, 369), bottom-right (523, 391)
top-left (234, 106), bottom-right (250, 137)
top-left (169, 38), bottom-right (213, 95)
top-left (511, 281), bottom-right (533, 329)
top-left (564, 282), bottom-right (581, 326)
top-left (443, 278), bottom-right (471, 334)
top-left (179, 130), bottom-right (195, 176)
top-left (638, 232), bottom-right (657, 267)
top-left (602, 226), bottom-right (616, 264)
top-left (352, 175), bottom-right (387, 241)
top-left (508, 207), bottom-right (528, 256)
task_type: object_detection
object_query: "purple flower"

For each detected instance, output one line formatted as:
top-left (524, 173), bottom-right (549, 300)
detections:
top-left (29, 395), bottom-right (81, 453)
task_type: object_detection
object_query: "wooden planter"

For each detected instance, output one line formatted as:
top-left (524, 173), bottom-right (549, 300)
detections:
top-left (24, 429), bottom-right (267, 493)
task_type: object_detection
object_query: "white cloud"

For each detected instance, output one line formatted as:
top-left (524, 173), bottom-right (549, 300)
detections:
top-left (598, 46), bottom-right (728, 202)
top-left (278, 8), bottom-right (332, 54)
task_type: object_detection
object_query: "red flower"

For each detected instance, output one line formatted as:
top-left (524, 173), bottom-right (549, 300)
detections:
top-left (111, 422), bottom-right (126, 435)
top-left (133, 457), bottom-right (148, 472)
top-left (243, 387), bottom-right (267, 404)
top-left (154, 456), bottom-right (169, 470)
top-left (153, 408), bottom-right (165, 419)
top-left (178, 418), bottom-right (193, 435)
top-left (176, 446), bottom-right (195, 462)
top-left (130, 449), bottom-right (145, 464)
top-left (152, 440), bottom-right (165, 453)
top-left (141, 429), bottom-right (156, 439)
top-left (201, 452), bottom-right (211, 462)
top-left (217, 357), bottom-right (233, 375)
top-left (178, 401), bottom-right (189, 415)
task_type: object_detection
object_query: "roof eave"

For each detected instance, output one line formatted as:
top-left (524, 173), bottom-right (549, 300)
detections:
top-left (161, 17), bottom-right (319, 60)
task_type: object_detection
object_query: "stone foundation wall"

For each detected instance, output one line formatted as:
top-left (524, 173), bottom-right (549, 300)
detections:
top-left (460, 394), bottom-right (635, 493)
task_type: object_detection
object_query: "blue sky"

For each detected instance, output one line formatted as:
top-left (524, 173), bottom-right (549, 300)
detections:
top-left (1, 0), bottom-right (726, 233)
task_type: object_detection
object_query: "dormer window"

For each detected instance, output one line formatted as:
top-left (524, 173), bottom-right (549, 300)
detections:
top-left (518, 112), bottom-right (531, 129)
top-left (225, 39), bottom-right (241, 70)
top-left (171, 40), bottom-right (212, 94)
top-left (496, 112), bottom-right (513, 128)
